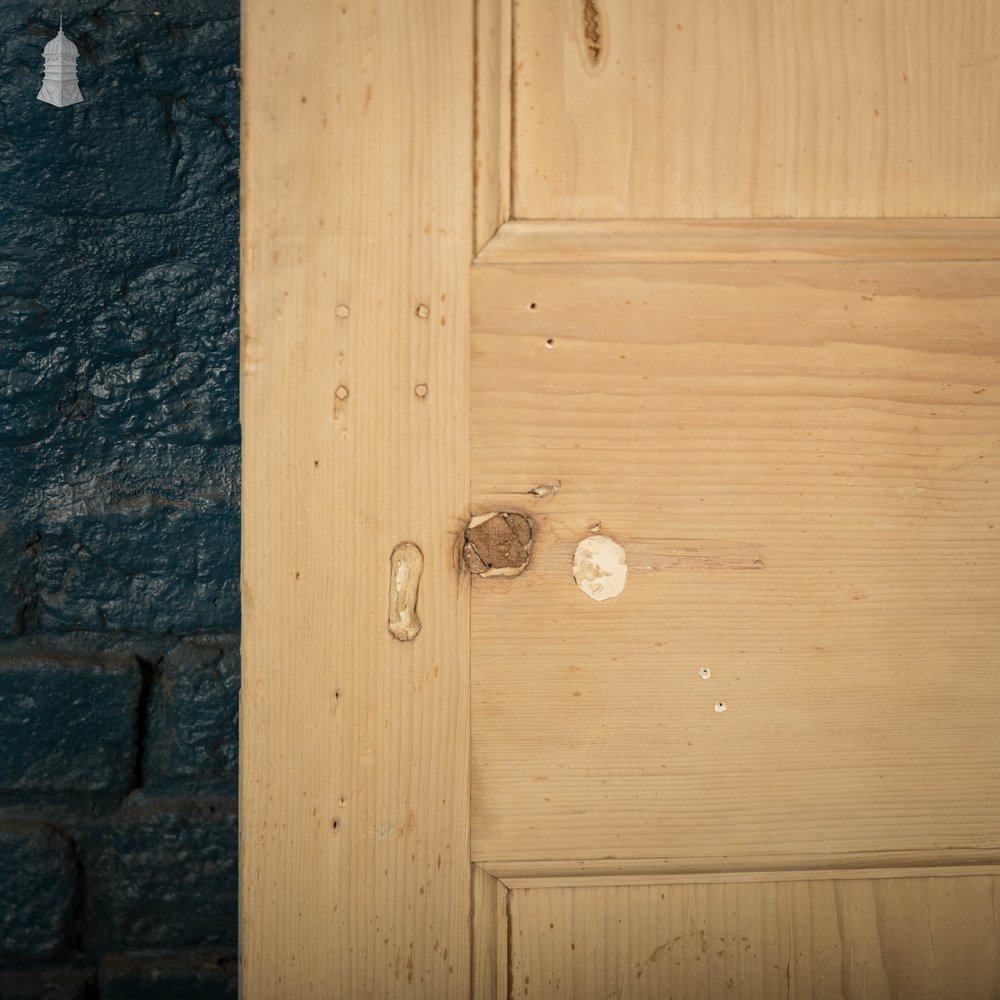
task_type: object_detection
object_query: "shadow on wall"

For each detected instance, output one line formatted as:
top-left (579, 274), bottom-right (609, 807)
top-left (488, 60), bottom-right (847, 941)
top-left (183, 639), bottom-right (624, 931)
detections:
top-left (0, 3), bottom-right (240, 996)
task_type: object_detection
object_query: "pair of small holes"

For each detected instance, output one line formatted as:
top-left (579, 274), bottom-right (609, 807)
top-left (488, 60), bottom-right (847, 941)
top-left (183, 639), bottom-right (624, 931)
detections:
top-left (699, 668), bottom-right (726, 712)
top-left (527, 303), bottom-right (554, 348)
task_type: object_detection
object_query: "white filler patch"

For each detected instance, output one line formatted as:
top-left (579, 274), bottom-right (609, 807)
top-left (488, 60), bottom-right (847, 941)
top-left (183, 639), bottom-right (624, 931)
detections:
top-left (572, 534), bottom-right (628, 602)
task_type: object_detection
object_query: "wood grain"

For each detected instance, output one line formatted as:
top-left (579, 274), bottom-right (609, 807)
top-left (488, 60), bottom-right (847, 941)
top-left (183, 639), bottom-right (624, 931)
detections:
top-left (487, 861), bottom-right (1000, 886)
top-left (477, 219), bottom-right (1000, 265)
top-left (470, 261), bottom-right (1000, 867)
top-left (508, 875), bottom-right (1000, 998)
top-left (475, 0), bottom-right (512, 251)
top-left (241, 1), bottom-right (472, 995)
top-left (473, 865), bottom-right (510, 1000)
top-left (513, 0), bottom-right (1000, 219)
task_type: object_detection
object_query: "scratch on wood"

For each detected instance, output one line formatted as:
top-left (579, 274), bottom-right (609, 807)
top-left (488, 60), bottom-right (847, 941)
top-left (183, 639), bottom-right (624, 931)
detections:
top-left (388, 541), bottom-right (423, 641)
top-left (627, 541), bottom-right (765, 572)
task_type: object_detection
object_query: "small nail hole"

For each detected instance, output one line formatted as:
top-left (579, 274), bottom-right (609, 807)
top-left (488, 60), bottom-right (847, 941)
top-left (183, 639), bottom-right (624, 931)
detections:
top-left (335, 385), bottom-right (349, 400)
top-left (699, 667), bottom-right (712, 680)
top-left (528, 302), bottom-right (537, 310)
top-left (415, 304), bottom-right (429, 319)
top-left (545, 338), bottom-right (554, 349)
top-left (414, 383), bottom-right (428, 398)
top-left (714, 701), bottom-right (728, 713)
top-left (335, 304), bottom-right (350, 318)
top-left (331, 818), bottom-right (340, 831)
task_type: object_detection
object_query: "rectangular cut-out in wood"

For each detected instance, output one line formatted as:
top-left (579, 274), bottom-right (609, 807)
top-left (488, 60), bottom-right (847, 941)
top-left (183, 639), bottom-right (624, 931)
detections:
top-left (511, 0), bottom-right (1000, 219)
top-left (470, 261), bottom-right (1000, 869)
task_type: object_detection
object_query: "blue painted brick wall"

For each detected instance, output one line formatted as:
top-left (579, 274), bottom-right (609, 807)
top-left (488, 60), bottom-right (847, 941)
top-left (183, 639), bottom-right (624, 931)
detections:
top-left (0, 2), bottom-right (239, 994)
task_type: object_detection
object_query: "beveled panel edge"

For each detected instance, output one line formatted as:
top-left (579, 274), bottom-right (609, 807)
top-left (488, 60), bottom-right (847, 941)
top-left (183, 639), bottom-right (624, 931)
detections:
top-left (475, 218), bottom-right (1000, 265)
top-left (478, 854), bottom-right (1000, 889)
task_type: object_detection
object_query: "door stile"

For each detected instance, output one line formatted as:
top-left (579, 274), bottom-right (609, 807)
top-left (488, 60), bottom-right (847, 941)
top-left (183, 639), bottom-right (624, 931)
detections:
top-left (241, 1), bottom-right (474, 996)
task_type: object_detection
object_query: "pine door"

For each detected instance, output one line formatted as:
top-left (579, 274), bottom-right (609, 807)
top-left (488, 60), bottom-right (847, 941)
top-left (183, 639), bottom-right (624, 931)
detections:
top-left (242, 1), bottom-right (1000, 996)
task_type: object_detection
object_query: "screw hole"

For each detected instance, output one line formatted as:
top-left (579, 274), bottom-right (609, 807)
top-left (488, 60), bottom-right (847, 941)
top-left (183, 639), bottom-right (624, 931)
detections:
top-left (699, 667), bottom-right (712, 680)
top-left (714, 701), bottom-right (728, 713)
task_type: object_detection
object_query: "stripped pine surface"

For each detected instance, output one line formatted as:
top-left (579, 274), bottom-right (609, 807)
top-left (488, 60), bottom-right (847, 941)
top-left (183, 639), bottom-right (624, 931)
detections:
top-left (477, 220), bottom-right (1000, 266)
top-left (506, 875), bottom-right (1000, 999)
top-left (470, 261), bottom-right (1000, 867)
top-left (244, 0), bottom-right (1000, 992)
top-left (241, 1), bottom-right (472, 995)
top-left (513, 0), bottom-right (1000, 218)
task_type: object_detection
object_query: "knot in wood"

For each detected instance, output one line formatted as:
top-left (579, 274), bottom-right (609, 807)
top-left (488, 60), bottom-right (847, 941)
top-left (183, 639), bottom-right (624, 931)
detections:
top-left (463, 512), bottom-right (533, 578)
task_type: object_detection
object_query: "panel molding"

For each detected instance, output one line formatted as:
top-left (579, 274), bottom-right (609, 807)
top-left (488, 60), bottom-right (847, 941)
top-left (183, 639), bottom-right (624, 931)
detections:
top-left (479, 859), bottom-right (1000, 890)
top-left (472, 865), bottom-right (510, 1000)
top-left (474, 0), bottom-right (513, 251)
top-left (476, 218), bottom-right (1000, 265)
top-left (476, 0), bottom-right (1000, 229)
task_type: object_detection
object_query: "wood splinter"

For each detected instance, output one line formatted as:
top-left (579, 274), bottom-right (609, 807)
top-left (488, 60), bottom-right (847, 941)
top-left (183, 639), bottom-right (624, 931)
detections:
top-left (388, 541), bottom-right (423, 641)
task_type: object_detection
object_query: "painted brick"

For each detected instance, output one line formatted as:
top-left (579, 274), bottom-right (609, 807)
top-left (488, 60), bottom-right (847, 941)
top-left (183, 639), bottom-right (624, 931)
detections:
top-left (0, 969), bottom-right (91, 1000)
top-left (0, 821), bottom-right (78, 958)
top-left (90, 800), bottom-right (237, 951)
top-left (0, 0), bottom-right (240, 639)
top-left (146, 639), bottom-right (239, 793)
top-left (100, 954), bottom-right (237, 1000)
top-left (38, 497), bottom-right (240, 634)
top-left (0, 661), bottom-right (140, 793)
top-left (0, 0), bottom-right (240, 984)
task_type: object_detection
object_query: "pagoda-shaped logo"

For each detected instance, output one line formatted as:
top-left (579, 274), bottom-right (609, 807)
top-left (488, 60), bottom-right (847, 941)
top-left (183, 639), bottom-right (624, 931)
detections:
top-left (37, 17), bottom-right (84, 108)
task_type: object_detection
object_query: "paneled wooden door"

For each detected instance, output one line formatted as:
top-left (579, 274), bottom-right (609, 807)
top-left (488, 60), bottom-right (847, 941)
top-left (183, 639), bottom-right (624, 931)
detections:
top-left (242, 1), bottom-right (1000, 996)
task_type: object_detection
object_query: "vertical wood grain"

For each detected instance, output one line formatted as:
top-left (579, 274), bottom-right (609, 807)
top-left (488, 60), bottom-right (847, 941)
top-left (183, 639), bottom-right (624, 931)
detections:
top-left (475, 0), bottom-right (512, 250)
top-left (510, 876), bottom-right (1000, 998)
top-left (241, 1), bottom-right (472, 996)
top-left (514, 0), bottom-right (1000, 218)
top-left (472, 865), bottom-right (510, 999)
